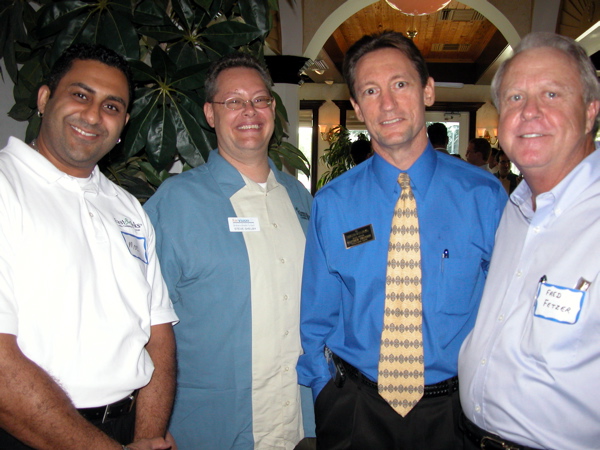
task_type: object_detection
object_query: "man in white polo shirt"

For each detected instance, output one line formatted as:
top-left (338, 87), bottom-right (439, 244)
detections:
top-left (0, 44), bottom-right (178, 449)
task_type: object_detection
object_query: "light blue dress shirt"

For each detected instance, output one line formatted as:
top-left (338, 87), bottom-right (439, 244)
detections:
top-left (144, 150), bottom-right (314, 449)
top-left (459, 148), bottom-right (600, 449)
top-left (298, 145), bottom-right (507, 400)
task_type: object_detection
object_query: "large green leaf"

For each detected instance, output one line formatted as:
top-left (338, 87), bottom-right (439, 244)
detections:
top-left (129, 59), bottom-right (159, 84)
top-left (0, 0), bottom-right (32, 83)
top-left (147, 104), bottom-right (177, 170)
top-left (272, 141), bottom-right (310, 177)
top-left (91, 10), bottom-right (139, 59)
top-left (123, 91), bottom-right (160, 157)
top-left (133, 0), bottom-right (170, 27)
top-left (171, 62), bottom-right (209, 91)
top-left (170, 0), bottom-right (195, 31)
top-left (171, 92), bottom-right (214, 164)
top-left (201, 21), bottom-right (263, 48)
top-left (37, 1), bottom-right (90, 38)
top-left (150, 45), bottom-right (176, 81)
top-left (238, 0), bottom-right (270, 36)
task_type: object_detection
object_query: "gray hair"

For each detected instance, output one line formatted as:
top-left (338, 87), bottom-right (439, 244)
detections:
top-left (491, 32), bottom-right (600, 110)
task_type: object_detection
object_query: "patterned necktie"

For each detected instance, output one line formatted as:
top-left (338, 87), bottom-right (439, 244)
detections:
top-left (378, 172), bottom-right (424, 417)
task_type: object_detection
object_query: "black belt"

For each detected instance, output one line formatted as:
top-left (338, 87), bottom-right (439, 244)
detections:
top-left (340, 359), bottom-right (458, 398)
top-left (78, 391), bottom-right (138, 423)
top-left (461, 414), bottom-right (542, 450)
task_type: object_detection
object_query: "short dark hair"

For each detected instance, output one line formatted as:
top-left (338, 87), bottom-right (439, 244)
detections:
top-left (496, 149), bottom-right (510, 162)
top-left (343, 31), bottom-right (429, 100)
top-left (350, 139), bottom-right (371, 165)
top-left (46, 44), bottom-right (134, 111)
top-left (204, 53), bottom-right (273, 102)
top-left (469, 138), bottom-right (492, 161)
top-left (427, 122), bottom-right (448, 147)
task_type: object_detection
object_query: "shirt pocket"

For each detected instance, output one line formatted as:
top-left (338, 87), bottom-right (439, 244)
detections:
top-left (437, 254), bottom-right (486, 316)
top-left (519, 303), bottom-right (585, 368)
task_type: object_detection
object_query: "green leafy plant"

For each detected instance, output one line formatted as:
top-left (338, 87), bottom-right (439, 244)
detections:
top-left (0, 0), bottom-right (309, 197)
top-left (316, 125), bottom-right (355, 189)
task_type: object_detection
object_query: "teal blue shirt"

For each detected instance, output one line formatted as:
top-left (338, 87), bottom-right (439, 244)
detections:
top-left (145, 149), bottom-right (313, 448)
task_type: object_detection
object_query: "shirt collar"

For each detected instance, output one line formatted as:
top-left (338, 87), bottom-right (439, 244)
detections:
top-left (208, 148), bottom-right (281, 198)
top-left (371, 142), bottom-right (436, 200)
top-left (6, 137), bottom-right (108, 195)
top-left (511, 147), bottom-right (600, 222)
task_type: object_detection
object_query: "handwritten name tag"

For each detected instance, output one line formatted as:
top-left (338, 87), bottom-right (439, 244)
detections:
top-left (534, 282), bottom-right (584, 324)
top-left (121, 232), bottom-right (148, 264)
top-left (228, 217), bottom-right (260, 232)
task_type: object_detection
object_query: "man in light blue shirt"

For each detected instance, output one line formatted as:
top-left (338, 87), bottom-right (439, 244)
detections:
top-left (459, 32), bottom-right (600, 450)
top-left (298, 31), bottom-right (506, 449)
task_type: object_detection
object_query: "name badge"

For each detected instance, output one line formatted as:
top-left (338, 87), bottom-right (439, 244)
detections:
top-left (228, 217), bottom-right (260, 232)
top-left (534, 282), bottom-right (585, 324)
top-left (343, 225), bottom-right (375, 249)
top-left (121, 232), bottom-right (148, 264)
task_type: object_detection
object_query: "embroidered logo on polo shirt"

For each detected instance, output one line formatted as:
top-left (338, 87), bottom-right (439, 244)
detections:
top-left (295, 207), bottom-right (310, 221)
top-left (114, 216), bottom-right (143, 231)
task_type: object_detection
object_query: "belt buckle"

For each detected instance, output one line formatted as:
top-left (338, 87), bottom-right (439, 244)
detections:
top-left (101, 404), bottom-right (111, 424)
top-left (101, 392), bottom-right (136, 423)
top-left (480, 436), bottom-right (519, 450)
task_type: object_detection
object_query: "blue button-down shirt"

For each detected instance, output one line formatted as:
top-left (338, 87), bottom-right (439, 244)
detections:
top-left (298, 145), bottom-right (507, 400)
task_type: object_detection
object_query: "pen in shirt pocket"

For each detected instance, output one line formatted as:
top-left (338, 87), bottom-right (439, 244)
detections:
top-left (441, 249), bottom-right (449, 272)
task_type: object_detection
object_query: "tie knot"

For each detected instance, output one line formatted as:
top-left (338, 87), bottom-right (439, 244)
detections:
top-left (398, 173), bottom-right (410, 190)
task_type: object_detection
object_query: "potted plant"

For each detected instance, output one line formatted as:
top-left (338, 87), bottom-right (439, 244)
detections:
top-left (0, 0), bottom-right (309, 200)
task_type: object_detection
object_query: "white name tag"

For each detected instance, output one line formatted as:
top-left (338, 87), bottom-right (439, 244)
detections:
top-left (534, 282), bottom-right (584, 324)
top-left (121, 232), bottom-right (148, 264)
top-left (228, 217), bottom-right (260, 232)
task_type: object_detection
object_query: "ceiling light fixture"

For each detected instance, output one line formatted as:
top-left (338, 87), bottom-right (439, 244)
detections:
top-left (385, 0), bottom-right (451, 16)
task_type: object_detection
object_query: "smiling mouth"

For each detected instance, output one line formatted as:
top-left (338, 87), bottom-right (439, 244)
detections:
top-left (520, 133), bottom-right (544, 138)
top-left (238, 124), bottom-right (261, 130)
top-left (71, 125), bottom-right (98, 137)
top-left (382, 118), bottom-right (401, 125)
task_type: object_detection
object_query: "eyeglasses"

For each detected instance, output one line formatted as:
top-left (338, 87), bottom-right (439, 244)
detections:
top-left (211, 96), bottom-right (273, 111)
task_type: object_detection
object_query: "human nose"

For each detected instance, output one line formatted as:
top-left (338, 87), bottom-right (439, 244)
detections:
top-left (521, 96), bottom-right (541, 121)
top-left (81, 102), bottom-right (102, 124)
top-left (241, 100), bottom-right (258, 115)
top-left (380, 89), bottom-right (396, 110)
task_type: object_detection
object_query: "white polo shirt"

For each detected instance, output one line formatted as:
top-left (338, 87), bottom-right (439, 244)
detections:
top-left (0, 137), bottom-right (178, 408)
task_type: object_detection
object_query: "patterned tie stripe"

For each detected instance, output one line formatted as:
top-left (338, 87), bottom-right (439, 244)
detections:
top-left (378, 172), bottom-right (424, 417)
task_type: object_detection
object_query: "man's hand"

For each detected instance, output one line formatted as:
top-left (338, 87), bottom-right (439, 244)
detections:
top-left (126, 431), bottom-right (177, 450)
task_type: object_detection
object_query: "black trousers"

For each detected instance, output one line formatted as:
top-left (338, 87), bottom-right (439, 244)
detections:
top-left (0, 408), bottom-right (135, 449)
top-left (315, 376), bottom-right (464, 450)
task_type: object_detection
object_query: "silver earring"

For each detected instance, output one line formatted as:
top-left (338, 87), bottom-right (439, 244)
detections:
top-left (37, 110), bottom-right (43, 118)
top-left (116, 138), bottom-right (122, 144)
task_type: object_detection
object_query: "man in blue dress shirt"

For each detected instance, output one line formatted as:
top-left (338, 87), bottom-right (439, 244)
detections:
top-left (298, 31), bottom-right (507, 449)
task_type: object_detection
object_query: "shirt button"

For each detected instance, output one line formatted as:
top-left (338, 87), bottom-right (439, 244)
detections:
top-left (516, 270), bottom-right (522, 277)
top-left (498, 315), bottom-right (504, 322)
top-left (89, 212), bottom-right (94, 217)
top-left (284, 366), bottom-right (290, 372)
top-left (280, 258), bottom-right (285, 264)
top-left (533, 226), bottom-right (540, 233)
top-left (283, 294), bottom-right (289, 301)
top-left (273, 223), bottom-right (278, 228)
top-left (285, 401), bottom-right (290, 406)
top-left (481, 358), bottom-right (487, 365)
top-left (284, 330), bottom-right (289, 336)
top-left (475, 405), bottom-right (481, 413)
